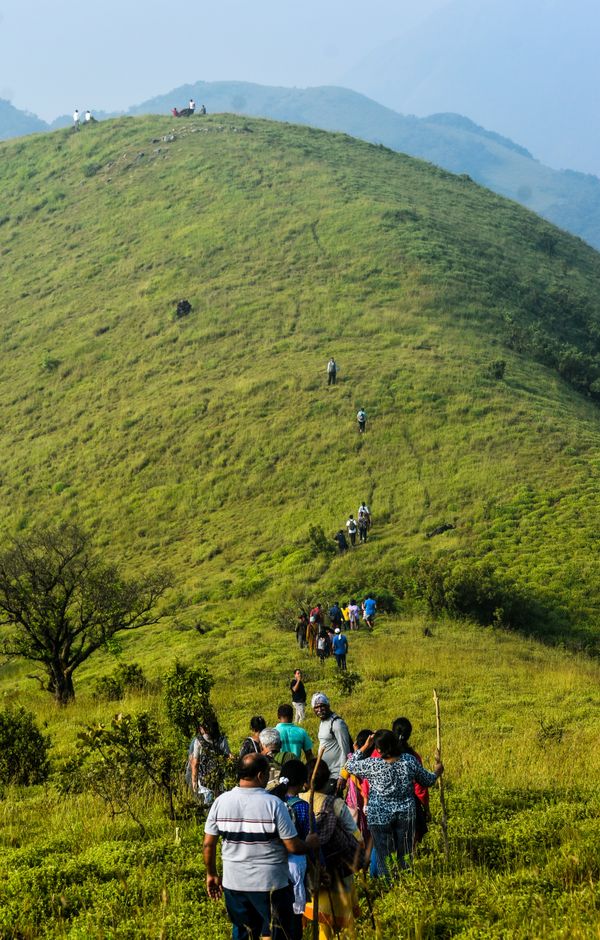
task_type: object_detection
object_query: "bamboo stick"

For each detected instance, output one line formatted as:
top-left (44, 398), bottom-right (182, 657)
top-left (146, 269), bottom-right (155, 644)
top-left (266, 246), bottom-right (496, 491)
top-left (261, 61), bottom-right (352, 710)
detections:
top-left (433, 688), bottom-right (449, 861)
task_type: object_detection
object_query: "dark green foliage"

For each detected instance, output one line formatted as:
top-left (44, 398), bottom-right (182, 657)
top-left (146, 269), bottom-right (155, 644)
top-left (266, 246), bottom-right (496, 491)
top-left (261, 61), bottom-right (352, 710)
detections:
top-left (94, 662), bottom-right (148, 701)
top-left (0, 706), bottom-right (50, 785)
top-left (487, 359), bottom-right (506, 379)
top-left (308, 524), bottom-right (335, 557)
top-left (163, 661), bottom-right (215, 740)
top-left (332, 670), bottom-right (362, 696)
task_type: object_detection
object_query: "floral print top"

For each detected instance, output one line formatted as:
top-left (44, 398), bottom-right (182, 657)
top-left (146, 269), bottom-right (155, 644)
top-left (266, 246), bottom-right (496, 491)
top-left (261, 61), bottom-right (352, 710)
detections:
top-left (344, 751), bottom-right (437, 826)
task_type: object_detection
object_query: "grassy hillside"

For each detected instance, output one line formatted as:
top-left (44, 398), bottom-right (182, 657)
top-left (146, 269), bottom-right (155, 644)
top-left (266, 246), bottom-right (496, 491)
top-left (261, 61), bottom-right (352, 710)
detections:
top-left (0, 114), bottom-right (599, 938)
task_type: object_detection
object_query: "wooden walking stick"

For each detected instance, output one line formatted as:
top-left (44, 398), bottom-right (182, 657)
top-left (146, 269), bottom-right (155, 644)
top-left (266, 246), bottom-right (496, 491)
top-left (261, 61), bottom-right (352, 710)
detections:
top-left (433, 688), bottom-right (449, 861)
top-left (309, 746), bottom-right (325, 940)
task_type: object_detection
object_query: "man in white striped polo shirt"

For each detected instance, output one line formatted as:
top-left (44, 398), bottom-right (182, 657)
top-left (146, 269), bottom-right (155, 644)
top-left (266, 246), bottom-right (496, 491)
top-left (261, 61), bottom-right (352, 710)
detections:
top-left (203, 752), bottom-right (315, 939)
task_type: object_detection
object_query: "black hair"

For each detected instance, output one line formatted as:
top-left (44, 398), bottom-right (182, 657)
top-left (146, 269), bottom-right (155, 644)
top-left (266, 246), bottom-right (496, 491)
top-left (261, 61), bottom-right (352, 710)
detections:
top-left (250, 716), bottom-right (267, 734)
top-left (373, 729), bottom-right (402, 759)
top-left (277, 703), bottom-right (293, 721)
top-left (237, 752), bottom-right (269, 781)
top-left (270, 759), bottom-right (308, 801)
top-left (202, 714), bottom-right (221, 740)
top-left (392, 717), bottom-right (418, 757)
top-left (355, 729), bottom-right (374, 755)
top-left (305, 757), bottom-right (331, 792)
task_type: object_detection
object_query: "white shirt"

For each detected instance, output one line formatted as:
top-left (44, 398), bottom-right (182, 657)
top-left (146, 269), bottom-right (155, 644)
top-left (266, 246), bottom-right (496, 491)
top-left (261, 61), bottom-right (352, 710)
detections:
top-left (189, 100), bottom-right (196, 109)
top-left (73, 110), bottom-right (79, 123)
top-left (84, 111), bottom-right (91, 122)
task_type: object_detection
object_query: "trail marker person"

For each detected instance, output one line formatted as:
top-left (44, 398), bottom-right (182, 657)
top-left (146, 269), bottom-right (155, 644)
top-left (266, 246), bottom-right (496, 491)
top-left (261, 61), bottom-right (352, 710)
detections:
top-left (363, 594), bottom-right (377, 629)
top-left (346, 515), bottom-right (358, 546)
top-left (311, 692), bottom-right (352, 794)
top-left (357, 408), bottom-right (366, 433)
top-left (332, 628), bottom-right (348, 670)
top-left (290, 669), bottom-right (307, 723)
top-left (276, 703), bottom-right (314, 760)
top-left (327, 357), bottom-right (337, 386)
top-left (203, 752), bottom-right (312, 940)
top-left (239, 716), bottom-right (267, 757)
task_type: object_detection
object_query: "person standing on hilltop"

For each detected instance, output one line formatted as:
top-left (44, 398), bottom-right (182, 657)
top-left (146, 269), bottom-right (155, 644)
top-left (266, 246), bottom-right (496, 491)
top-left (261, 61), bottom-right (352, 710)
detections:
top-left (357, 408), bottom-right (367, 433)
top-left (72, 109), bottom-right (80, 129)
top-left (327, 357), bottom-right (337, 386)
top-left (290, 669), bottom-right (307, 723)
top-left (189, 98), bottom-right (196, 112)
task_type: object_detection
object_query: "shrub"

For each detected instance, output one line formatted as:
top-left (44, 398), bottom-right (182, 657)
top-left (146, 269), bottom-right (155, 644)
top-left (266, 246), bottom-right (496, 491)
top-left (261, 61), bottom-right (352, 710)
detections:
top-left (332, 671), bottom-right (362, 696)
top-left (308, 525), bottom-right (335, 557)
top-left (487, 359), bottom-right (506, 379)
top-left (163, 661), bottom-right (215, 740)
top-left (0, 707), bottom-right (50, 785)
top-left (94, 662), bottom-right (148, 701)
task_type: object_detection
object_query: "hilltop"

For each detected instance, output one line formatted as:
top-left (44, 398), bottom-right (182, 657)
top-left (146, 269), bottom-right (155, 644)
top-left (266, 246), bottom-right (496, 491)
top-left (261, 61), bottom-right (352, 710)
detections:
top-left (1, 113), bottom-right (600, 652)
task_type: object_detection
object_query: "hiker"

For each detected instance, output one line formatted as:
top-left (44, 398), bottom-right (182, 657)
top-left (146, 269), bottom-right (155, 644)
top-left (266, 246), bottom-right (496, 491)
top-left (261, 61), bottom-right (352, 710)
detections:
top-left (341, 729), bottom-right (375, 844)
top-left (306, 616), bottom-right (319, 656)
top-left (328, 601), bottom-right (344, 631)
top-left (311, 693), bottom-right (352, 793)
top-left (348, 599), bottom-right (360, 631)
top-left (295, 612), bottom-right (308, 649)
top-left (357, 408), bottom-right (366, 433)
top-left (203, 752), bottom-right (312, 940)
top-left (341, 602), bottom-right (351, 629)
top-left (239, 716), bottom-right (267, 757)
top-left (171, 107), bottom-right (180, 117)
top-left (290, 669), bottom-right (307, 723)
top-left (363, 595), bottom-right (377, 629)
top-left (275, 704), bottom-right (314, 760)
top-left (358, 501), bottom-right (371, 528)
top-left (357, 515), bottom-right (368, 543)
top-left (186, 716), bottom-right (231, 805)
top-left (316, 628), bottom-right (330, 666)
top-left (271, 761), bottom-right (314, 940)
top-left (392, 716), bottom-right (430, 844)
top-left (332, 628), bottom-right (348, 670)
top-left (259, 727), bottom-right (294, 787)
top-left (344, 730), bottom-right (443, 878)
top-left (189, 98), bottom-right (196, 111)
top-left (346, 515), bottom-right (358, 546)
top-left (309, 603), bottom-right (324, 628)
top-left (199, 104), bottom-right (207, 115)
top-left (301, 757), bottom-right (363, 939)
top-left (72, 109), bottom-right (80, 129)
top-left (327, 357), bottom-right (337, 386)
top-left (334, 529), bottom-right (348, 553)
top-left (84, 109), bottom-right (92, 123)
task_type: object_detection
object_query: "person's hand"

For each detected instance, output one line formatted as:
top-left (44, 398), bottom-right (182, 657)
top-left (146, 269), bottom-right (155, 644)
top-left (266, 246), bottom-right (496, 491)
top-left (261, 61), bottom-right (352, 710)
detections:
top-left (434, 759), bottom-right (444, 777)
top-left (206, 874), bottom-right (222, 899)
top-left (335, 777), bottom-right (346, 796)
top-left (363, 734), bottom-right (375, 751)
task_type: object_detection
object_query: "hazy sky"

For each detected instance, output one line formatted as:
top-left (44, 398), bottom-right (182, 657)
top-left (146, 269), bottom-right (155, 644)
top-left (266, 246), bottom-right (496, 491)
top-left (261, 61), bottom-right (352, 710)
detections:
top-left (0, 0), bottom-right (448, 119)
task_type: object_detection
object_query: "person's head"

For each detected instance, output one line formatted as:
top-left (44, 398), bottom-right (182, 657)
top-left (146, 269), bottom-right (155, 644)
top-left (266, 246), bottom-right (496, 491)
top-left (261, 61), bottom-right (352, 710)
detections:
top-left (259, 727), bottom-right (281, 755)
top-left (350, 599), bottom-right (356, 606)
top-left (294, 669), bottom-right (302, 679)
top-left (305, 757), bottom-right (331, 792)
top-left (200, 715), bottom-right (220, 740)
top-left (311, 692), bottom-right (331, 720)
top-left (373, 729), bottom-right (403, 759)
top-left (236, 752), bottom-right (270, 787)
top-left (277, 703), bottom-right (294, 723)
top-left (334, 627), bottom-right (341, 634)
top-left (249, 715), bottom-right (266, 735)
top-left (270, 758), bottom-right (308, 801)
top-left (392, 717), bottom-right (412, 745)
top-left (355, 729), bottom-right (375, 755)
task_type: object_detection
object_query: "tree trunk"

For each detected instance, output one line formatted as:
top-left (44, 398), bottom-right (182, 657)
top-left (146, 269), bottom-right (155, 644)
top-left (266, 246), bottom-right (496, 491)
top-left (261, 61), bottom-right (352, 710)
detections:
top-left (53, 669), bottom-right (75, 705)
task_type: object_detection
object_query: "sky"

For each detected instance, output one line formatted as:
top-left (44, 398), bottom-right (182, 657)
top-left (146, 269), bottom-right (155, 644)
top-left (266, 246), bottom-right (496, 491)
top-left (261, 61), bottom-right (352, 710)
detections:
top-left (0, 0), bottom-right (448, 120)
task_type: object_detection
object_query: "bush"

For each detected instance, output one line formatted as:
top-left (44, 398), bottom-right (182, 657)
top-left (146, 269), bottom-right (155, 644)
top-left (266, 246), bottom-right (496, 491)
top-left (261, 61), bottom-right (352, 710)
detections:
top-left (0, 707), bottom-right (50, 785)
top-left (163, 661), bottom-right (215, 740)
top-left (308, 525), bottom-right (335, 557)
top-left (487, 359), bottom-right (506, 379)
top-left (332, 671), bottom-right (362, 696)
top-left (94, 662), bottom-right (148, 701)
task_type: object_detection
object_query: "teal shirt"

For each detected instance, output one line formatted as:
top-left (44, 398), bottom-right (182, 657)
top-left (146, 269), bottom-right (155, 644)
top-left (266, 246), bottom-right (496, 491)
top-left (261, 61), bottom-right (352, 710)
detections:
top-left (275, 722), bottom-right (313, 758)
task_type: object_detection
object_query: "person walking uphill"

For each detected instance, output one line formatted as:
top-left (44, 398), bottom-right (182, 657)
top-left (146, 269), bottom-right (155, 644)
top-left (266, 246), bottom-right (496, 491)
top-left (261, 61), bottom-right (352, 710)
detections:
top-left (203, 752), bottom-right (315, 940)
top-left (311, 693), bottom-right (352, 794)
top-left (275, 704), bottom-right (313, 760)
top-left (357, 408), bottom-right (366, 433)
top-left (332, 628), bottom-right (348, 670)
top-left (327, 357), bottom-right (337, 386)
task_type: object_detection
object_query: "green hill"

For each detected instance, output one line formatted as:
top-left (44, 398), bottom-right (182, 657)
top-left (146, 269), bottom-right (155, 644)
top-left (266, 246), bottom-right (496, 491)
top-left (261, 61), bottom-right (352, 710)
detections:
top-left (0, 115), bottom-right (599, 938)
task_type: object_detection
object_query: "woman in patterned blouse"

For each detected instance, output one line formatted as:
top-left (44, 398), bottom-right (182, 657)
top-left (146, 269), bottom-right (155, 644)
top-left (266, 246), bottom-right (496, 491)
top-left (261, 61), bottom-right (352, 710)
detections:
top-left (344, 729), bottom-right (443, 878)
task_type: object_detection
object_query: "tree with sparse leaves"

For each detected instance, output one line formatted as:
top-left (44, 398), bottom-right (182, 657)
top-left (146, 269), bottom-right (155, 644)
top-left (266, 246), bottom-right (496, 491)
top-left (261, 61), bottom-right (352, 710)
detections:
top-left (0, 523), bottom-right (171, 705)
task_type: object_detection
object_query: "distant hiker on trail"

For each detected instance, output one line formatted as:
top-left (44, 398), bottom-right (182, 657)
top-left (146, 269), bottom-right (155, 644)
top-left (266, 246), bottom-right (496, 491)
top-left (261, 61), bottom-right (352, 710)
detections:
top-left (189, 98), bottom-right (196, 111)
top-left (348, 599), bottom-right (360, 631)
top-left (357, 515), bottom-right (368, 544)
top-left (363, 595), bottom-right (376, 629)
top-left (357, 408), bottom-right (366, 433)
top-left (329, 601), bottom-right (344, 631)
top-left (316, 628), bottom-right (331, 666)
top-left (334, 529), bottom-right (348, 553)
top-left (311, 692), bottom-right (352, 794)
top-left (171, 107), bottom-right (180, 117)
top-left (199, 104), bottom-right (207, 115)
top-left (186, 717), bottom-right (231, 805)
top-left (306, 616), bottom-right (319, 656)
top-left (72, 109), bottom-right (80, 129)
top-left (392, 716), bottom-right (430, 845)
top-left (84, 109), bottom-right (93, 123)
top-left (327, 357), bottom-right (337, 386)
top-left (290, 669), bottom-right (307, 723)
top-left (358, 502), bottom-right (371, 528)
top-left (239, 715), bottom-right (267, 757)
top-left (346, 515), bottom-right (358, 546)
top-left (332, 628), bottom-right (348, 670)
top-left (295, 612), bottom-right (308, 649)
top-left (342, 602), bottom-right (351, 629)
top-left (275, 703), bottom-right (314, 760)
top-left (309, 603), bottom-right (324, 629)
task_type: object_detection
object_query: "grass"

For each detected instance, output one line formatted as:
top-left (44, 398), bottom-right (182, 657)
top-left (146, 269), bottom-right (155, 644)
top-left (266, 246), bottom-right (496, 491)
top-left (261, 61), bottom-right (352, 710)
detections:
top-left (0, 114), bottom-right (599, 936)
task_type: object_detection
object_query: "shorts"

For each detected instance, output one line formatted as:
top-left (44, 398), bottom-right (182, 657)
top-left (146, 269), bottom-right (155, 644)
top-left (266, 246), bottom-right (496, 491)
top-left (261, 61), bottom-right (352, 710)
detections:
top-left (223, 884), bottom-right (294, 940)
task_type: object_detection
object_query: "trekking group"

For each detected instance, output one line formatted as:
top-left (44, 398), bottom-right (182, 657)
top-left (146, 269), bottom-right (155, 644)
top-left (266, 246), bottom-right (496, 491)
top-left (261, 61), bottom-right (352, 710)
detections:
top-left (196, 685), bottom-right (443, 939)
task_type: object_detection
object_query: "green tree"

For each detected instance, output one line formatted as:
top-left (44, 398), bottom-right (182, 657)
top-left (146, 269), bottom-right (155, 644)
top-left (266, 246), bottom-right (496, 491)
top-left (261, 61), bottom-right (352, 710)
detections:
top-left (0, 523), bottom-right (171, 705)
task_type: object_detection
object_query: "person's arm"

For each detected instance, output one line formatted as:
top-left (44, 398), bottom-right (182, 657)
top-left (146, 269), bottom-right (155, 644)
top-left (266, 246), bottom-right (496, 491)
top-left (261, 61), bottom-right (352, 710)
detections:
top-left (292, 677), bottom-right (301, 692)
top-left (202, 833), bottom-right (222, 898)
top-left (190, 755), bottom-right (199, 791)
top-left (413, 754), bottom-right (443, 788)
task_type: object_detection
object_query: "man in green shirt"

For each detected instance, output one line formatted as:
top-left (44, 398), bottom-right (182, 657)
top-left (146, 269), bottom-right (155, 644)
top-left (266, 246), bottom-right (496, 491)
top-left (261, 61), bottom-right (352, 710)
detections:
top-left (275, 704), bottom-right (314, 760)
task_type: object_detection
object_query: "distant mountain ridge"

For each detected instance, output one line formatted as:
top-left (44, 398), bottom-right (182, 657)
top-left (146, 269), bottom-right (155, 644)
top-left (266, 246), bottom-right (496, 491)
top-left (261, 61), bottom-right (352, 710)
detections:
top-left (3, 81), bottom-right (600, 250)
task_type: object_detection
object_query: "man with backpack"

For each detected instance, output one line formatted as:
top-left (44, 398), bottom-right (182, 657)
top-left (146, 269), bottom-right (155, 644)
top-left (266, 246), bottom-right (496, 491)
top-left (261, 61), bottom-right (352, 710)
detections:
top-left (327, 357), bottom-right (337, 386)
top-left (311, 692), bottom-right (352, 794)
top-left (328, 601), bottom-right (344, 631)
top-left (357, 408), bottom-right (366, 433)
top-left (346, 515), bottom-right (358, 546)
top-left (332, 628), bottom-right (348, 671)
